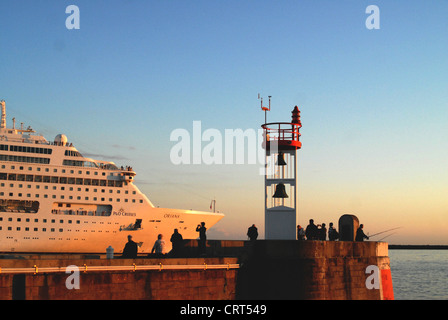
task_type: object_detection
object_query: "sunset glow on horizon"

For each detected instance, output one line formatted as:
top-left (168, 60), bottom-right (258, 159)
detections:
top-left (1, 1), bottom-right (446, 245)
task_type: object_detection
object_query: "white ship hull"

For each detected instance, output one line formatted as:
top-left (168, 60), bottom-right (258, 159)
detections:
top-left (0, 100), bottom-right (224, 254)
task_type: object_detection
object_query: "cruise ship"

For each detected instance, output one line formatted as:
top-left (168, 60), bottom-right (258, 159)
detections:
top-left (0, 100), bottom-right (224, 254)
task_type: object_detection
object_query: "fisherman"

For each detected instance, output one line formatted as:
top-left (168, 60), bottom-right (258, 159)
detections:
top-left (297, 225), bottom-right (305, 240)
top-left (122, 235), bottom-right (138, 258)
top-left (355, 224), bottom-right (369, 241)
top-left (305, 219), bottom-right (318, 240)
top-left (247, 224), bottom-right (258, 241)
top-left (328, 222), bottom-right (339, 241)
top-left (319, 223), bottom-right (327, 241)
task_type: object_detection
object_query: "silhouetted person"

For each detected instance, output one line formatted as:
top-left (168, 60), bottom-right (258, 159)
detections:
top-left (247, 224), bottom-right (258, 241)
top-left (305, 219), bottom-right (318, 240)
top-left (328, 222), bottom-right (339, 241)
top-left (355, 224), bottom-right (369, 241)
top-left (122, 235), bottom-right (138, 258)
top-left (319, 223), bottom-right (327, 241)
top-left (297, 225), bottom-right (305, 240)
top-left (151, 234), bottom-right (165, 256)
top-left (170, 228), bottom-right (183, 256)
top-left (196, 222), bottom-right (207, 255)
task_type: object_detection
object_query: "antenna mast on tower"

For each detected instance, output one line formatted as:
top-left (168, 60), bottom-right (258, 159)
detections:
top-left (258, 94), bottom-right (271, 124)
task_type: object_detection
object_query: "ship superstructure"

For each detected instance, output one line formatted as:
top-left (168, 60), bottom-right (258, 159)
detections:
top-left (0, 100), bottom-right (224, 253)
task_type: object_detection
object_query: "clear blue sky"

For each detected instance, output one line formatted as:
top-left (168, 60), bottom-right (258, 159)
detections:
top-left (1, 0), bottom-right (447, 244)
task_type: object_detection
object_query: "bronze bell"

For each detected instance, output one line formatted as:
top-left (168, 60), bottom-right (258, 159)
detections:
top-left (276, 152), bottom-right (287, 166)
top-left (273, 183), bottom-right (288, 198)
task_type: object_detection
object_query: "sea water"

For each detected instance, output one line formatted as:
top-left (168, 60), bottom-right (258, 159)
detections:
top-left (389, 249), bottom-right (448, 300)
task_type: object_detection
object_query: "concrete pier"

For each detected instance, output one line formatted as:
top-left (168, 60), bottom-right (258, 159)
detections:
top-left (0, 240), bottom-right (393, 300)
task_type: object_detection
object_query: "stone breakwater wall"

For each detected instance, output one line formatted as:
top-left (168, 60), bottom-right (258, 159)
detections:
top-left (0, 257), bottom-right (237, 300)
top-left (0, 240), bottom-right (393, 300)
top-left (236, 240), bottom-right (393, 300)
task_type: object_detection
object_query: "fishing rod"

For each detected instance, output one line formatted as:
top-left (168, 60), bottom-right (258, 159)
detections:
top-left (378, 232), bottom-right (398, 241)
top-left (369, 227), bottom-right (402, 238)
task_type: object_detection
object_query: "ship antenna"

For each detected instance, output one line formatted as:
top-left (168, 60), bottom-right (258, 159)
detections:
top-left (0, 100), bottom-right (6, 129)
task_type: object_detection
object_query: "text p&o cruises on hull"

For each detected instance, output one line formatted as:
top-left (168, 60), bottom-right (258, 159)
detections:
top-left (0, 100), bottom-right (224, 254)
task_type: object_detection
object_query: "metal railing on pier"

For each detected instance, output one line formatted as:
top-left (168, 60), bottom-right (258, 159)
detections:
top-left (0, 263), bottom-right (240, 274)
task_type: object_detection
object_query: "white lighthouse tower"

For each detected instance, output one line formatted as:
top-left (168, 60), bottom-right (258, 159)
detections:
top-left (261, 104), bottom-right (302, 239)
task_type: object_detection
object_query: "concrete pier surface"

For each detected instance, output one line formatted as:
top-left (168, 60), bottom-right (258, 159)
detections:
top-left (0, 240), bottom-right (393, 300)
